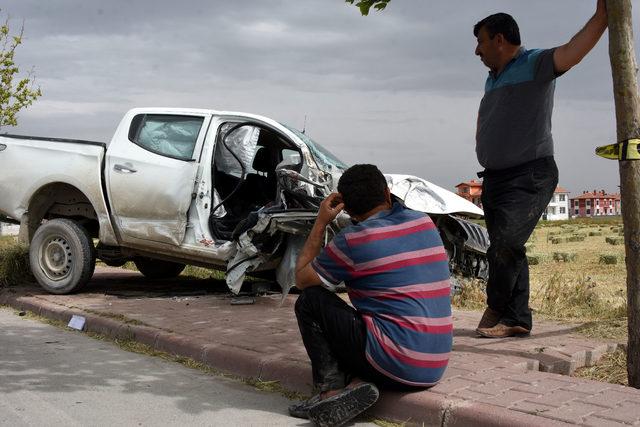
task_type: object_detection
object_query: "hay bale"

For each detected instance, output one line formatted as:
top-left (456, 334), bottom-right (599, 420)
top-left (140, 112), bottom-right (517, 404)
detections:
top-left (566, 235), bottom-right (586, 242)
top-left (527, 254), bottom-right (541, 265)
top-left (525, 243), bottom-right (535, 253)
top-left (599, 254), bottom-right (618, 265)
top-left (552, 252), bottom-right (577, 262)
top-left (551, 237), bottom-right (567, 244)
top-left (606, 236), bottom-right (624, 246)
top-left (589, 231), bottom-right (603, 237)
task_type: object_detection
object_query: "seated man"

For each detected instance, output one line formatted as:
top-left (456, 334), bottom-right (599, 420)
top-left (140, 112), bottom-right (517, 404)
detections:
top-left (291, 164), bottom-right (453, 426)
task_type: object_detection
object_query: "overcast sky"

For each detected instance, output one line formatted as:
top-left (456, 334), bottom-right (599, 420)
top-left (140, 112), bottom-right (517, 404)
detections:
top-left (3, 0), bottom-right (637, 196)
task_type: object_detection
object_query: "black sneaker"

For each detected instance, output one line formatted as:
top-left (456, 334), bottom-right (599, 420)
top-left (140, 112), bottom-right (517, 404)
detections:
top-left (288, 394), bottom-right (321, 419)
top-left (307, 382), bottom-right (379, 427)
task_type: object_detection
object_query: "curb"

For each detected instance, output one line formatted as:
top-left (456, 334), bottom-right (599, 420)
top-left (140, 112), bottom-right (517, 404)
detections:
top-left (0, 292), bottom-right (573, 426)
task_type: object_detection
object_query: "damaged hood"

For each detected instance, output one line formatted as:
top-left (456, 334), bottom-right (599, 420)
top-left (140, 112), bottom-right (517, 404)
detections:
top-left (385, 174), bottom-right (484, 218)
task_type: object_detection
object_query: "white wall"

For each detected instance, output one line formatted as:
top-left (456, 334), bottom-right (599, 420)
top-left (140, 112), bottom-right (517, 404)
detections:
top-left (545, 193), bottom-right (570, 221)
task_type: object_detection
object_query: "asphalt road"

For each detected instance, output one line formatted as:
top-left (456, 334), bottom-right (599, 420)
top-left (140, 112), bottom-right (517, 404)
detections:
top-left (0, 307), bottom-right (375, 427)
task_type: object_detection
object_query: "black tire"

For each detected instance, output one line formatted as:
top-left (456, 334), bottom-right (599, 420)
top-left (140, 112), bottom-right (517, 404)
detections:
top-left (29, 219), bottom-right (96, 294)
top-left (133, 257), bottom-right (186, 279)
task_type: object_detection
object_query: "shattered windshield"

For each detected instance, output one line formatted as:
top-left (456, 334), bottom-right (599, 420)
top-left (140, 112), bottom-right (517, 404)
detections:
top-left (282, 124), bottom-right (348, 172)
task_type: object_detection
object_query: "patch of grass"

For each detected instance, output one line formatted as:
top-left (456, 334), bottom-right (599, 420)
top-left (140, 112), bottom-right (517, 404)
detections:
top-left (573, 348), bottom-right (628, 386)
top-left (370, 418), bottom-right (407, 427)
top-left (575, 319), bottom-right (628, 341)
top-left (531, 273), bottom-right (626, 321)
top-left (0, 242), bottom-right (35, 287)
top-left (181, 265), bottom-right (226, 281)
top-left (451, 278), bottom-right (485, 310)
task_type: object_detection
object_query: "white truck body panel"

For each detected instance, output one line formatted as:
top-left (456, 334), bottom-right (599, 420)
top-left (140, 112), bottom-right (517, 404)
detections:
top-left (0, 136), bottom-right (118, 245)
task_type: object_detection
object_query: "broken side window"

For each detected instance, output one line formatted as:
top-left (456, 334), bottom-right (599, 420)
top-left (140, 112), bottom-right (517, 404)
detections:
top-left (129, 114), bottom-right (204, 161)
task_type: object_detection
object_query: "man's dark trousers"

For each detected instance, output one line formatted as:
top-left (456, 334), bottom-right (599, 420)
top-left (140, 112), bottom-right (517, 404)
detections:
top-left (295, 286), bottom-right (411, 392)
top-left (480, 156), bottom-right (558, 331)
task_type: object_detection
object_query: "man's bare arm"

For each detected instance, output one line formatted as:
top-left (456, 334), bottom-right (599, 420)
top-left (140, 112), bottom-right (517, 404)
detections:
top-left (554, 0), bottom-right (607, 74)
top-left (295, 193), bottom-right (345, 290)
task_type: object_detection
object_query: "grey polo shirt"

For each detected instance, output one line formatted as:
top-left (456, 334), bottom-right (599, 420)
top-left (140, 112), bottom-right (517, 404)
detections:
top-left (476, 48), bottom-right (560, 170)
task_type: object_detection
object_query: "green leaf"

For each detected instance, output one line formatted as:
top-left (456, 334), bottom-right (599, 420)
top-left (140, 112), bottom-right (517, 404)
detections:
top-left (0, 9), bottom-right (41, 130)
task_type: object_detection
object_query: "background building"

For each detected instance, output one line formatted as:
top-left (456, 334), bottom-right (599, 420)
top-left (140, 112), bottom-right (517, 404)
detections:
top-left (455, 179), bottom-right (573, 221)
top-left (455, 179), bottom-right (483, 208)
top-left (570, 190), bottom-right (621, 218)
top-left (544, 186), bottom-right (570, 221)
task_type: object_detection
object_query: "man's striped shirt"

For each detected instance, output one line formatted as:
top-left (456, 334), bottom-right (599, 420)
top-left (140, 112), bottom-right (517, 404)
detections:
top-left (311, 203), bottom-right (452, 386)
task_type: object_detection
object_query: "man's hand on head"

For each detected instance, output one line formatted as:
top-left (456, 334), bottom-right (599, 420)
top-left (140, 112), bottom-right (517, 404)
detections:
top-left (295, 193), bottom-right (344, 290)
top-left (317, 193), bottom-right (345, 226)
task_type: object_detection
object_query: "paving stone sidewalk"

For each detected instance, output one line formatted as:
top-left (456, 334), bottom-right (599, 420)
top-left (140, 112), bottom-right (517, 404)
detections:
top-left (2, 267), bottom-right (639, 426)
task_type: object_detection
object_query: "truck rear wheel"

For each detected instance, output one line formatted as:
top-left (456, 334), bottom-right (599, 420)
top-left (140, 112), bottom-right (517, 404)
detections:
top-left (133, 257), bottom-right (185, 279)
top-left (29, 219), bottom-right (96, 294)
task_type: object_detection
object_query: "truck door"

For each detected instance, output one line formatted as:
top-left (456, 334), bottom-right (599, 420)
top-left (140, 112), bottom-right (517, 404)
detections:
top-left (106, 113), bottom-right (209, 246)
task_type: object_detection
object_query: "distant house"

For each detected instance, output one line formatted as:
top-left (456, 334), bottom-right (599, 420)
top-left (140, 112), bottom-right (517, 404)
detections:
top-left (544, 186), bottom-right (570, 221)
top-left (455, 179), bottom-right (572, 221)
top-left (455, 179), bottom-right (483, 208)
top-left (570, 190), bottom-right (621, 218)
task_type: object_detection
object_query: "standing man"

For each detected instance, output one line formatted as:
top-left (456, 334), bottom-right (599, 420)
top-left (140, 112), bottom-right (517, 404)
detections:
top-left (473, 2), bottom-right (608, 338)
top-left (290, 164), bottom-right (452, 426)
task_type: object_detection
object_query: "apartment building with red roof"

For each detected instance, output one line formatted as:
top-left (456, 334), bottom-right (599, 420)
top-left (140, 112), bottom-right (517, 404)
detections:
top-left (455, 179), bottom-right (483, 208)
top-left (570, 190), bottom-right (621, 218)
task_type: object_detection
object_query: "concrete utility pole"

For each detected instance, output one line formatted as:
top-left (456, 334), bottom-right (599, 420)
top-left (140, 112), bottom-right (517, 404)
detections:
top-left (606, 0), bottom-right (640, 388)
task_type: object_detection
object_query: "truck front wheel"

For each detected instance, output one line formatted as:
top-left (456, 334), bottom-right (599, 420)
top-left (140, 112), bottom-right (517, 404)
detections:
top-left (133, 257), bottom-right (185, 279)
top-left (29, 219), bottom-right (96, 294)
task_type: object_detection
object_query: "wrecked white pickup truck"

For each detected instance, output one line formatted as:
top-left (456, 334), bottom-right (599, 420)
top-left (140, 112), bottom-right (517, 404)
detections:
top-left (0, 108), bottom-right (488, 295)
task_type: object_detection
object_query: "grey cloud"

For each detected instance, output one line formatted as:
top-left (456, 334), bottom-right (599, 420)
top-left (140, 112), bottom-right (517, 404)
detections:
top-left (2, 0), bottom-right (633, 195)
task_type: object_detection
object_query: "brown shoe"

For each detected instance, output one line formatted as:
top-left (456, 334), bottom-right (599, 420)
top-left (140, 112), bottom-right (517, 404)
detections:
top-left (476, 323), bottom-right (530, 338)
top-left (476, 307), bottom-right (501, 330)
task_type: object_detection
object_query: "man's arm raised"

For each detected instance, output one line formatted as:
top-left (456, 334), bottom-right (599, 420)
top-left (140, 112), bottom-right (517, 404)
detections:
top-left (295, 193), bottom-right (344, 290)
top-left (554, 0), bottom-right (608, 74)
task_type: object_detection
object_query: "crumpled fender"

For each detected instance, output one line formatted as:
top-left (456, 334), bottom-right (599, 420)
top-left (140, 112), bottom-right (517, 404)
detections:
top-left (385, 174), bottom-right (484, 218)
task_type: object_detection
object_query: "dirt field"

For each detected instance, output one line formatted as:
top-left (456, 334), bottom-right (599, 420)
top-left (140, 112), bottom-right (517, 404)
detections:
top-left (527, 217), bottom-right (627, 321)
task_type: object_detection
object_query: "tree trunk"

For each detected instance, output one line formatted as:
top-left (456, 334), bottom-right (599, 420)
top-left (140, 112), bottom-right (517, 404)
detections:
top-left (606, 0), bottom-right (640, 388)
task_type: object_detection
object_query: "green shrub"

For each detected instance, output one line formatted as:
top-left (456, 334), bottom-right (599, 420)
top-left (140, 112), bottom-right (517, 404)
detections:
top-left (589, 231), bottom-right (603, 237)
top-left (525, 243), bottom-right (535, 253)
top-left (567, 235), bottom-right (586, 242)
top-left (551, 237), bottom-right (567, 244)
top-left (599, 254), bottom-right (618, 265)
